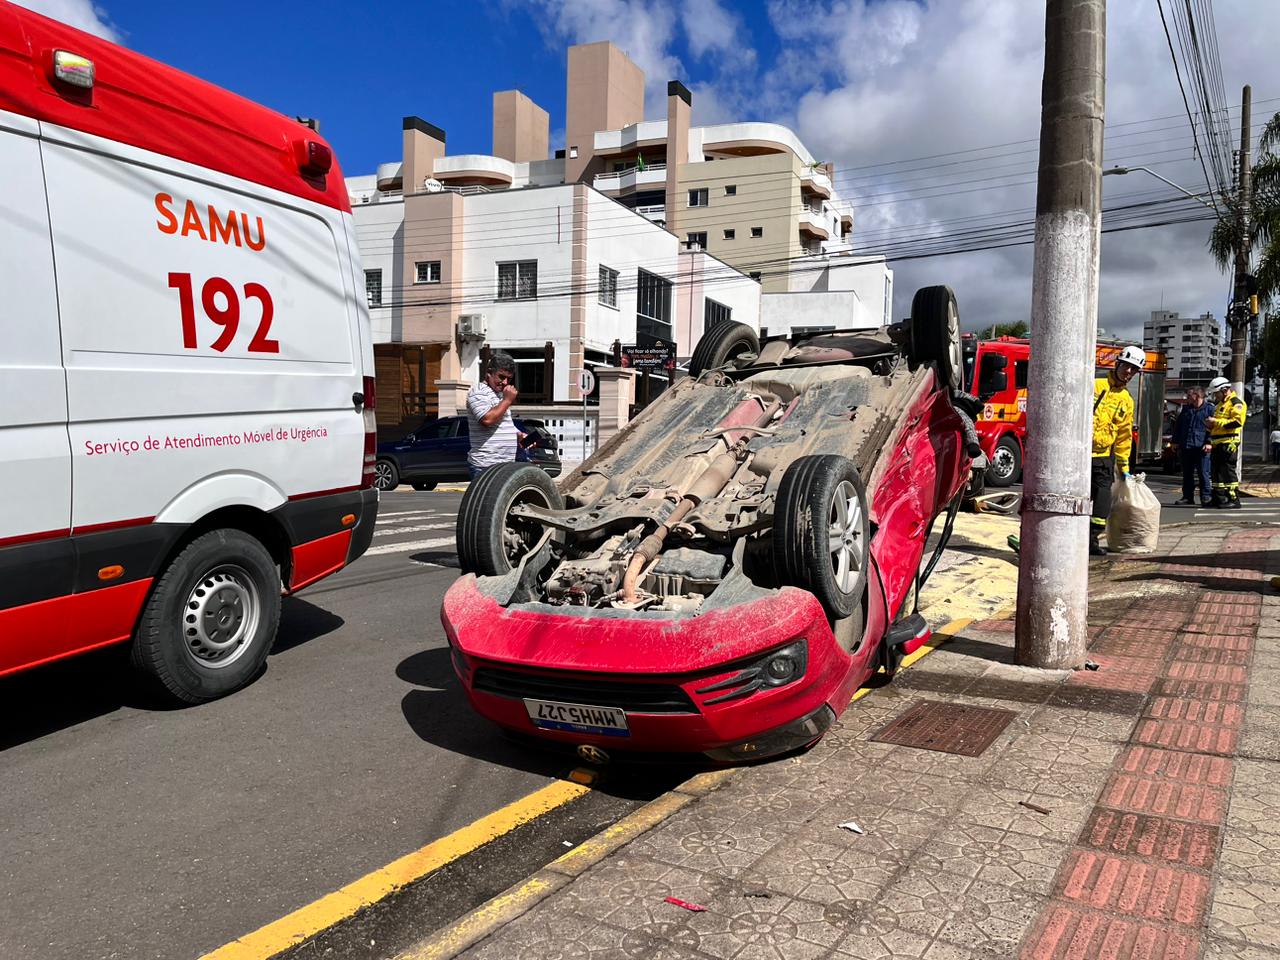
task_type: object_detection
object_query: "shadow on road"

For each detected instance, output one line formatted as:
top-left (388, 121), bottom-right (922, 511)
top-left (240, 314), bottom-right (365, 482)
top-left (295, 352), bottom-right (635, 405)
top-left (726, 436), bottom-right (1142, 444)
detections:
top-left (396, 647), bottom-right (700, 797)
top-left (0, 596), bottom-right (344, 751)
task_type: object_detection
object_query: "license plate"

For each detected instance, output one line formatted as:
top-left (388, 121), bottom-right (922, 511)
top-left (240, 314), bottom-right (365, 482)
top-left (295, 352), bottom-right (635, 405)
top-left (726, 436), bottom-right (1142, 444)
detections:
top-left (523, 698), bottom-right (630, 737)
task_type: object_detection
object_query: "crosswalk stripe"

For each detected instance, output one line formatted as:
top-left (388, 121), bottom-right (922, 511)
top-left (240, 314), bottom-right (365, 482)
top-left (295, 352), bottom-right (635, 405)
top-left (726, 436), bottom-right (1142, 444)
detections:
top-left (373, 522), bottom-right (453, 538)
top-left (365, 536), bottom-right (456, 557)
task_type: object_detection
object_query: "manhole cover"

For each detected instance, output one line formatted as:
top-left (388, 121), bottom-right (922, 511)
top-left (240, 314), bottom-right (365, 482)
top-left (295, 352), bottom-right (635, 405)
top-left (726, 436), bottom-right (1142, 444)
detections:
top-left (870, 700), bottom-right (1017, 756)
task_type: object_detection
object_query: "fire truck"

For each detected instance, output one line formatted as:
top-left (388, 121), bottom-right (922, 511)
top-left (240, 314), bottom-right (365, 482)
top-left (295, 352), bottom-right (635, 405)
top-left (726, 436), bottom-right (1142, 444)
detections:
top-left (961, 336), bottom-right (1168, 486)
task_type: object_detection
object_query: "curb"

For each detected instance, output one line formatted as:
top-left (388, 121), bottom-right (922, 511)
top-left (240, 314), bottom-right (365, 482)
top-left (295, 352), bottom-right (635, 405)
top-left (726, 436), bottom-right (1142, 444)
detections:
top-left (394, 770), bottom-right (735, 960)
top-left (395, 614), bottom-right (989, 960)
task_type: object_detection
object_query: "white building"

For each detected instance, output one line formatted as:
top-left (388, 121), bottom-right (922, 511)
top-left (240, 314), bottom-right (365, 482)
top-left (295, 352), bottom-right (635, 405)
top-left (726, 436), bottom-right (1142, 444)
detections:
top-left (1144, 309), bottom-right (1228, 380)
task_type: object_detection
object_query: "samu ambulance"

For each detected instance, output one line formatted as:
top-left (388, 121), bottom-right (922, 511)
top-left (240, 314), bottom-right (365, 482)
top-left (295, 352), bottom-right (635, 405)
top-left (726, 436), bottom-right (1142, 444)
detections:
top-left (0, 3), bottom-right (378, 702)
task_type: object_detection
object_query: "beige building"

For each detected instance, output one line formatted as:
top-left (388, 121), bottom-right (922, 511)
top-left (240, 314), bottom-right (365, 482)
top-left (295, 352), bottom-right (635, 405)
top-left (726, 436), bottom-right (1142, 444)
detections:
top-left (348, 41), bottom-right (857, 429)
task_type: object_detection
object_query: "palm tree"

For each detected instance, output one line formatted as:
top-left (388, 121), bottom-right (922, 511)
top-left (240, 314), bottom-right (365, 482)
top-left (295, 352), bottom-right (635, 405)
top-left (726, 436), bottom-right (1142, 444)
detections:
top-left (1209, 112), bottom-right (1280, 307)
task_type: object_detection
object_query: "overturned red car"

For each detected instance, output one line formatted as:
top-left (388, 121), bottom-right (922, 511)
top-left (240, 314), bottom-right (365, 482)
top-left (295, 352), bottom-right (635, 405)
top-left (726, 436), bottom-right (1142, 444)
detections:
top-left (441, 286), bottom-right (982, 762)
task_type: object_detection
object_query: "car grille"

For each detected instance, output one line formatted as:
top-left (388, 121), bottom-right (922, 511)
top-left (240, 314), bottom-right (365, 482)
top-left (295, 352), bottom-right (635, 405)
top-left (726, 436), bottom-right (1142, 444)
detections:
top-left (472, 665), bottom-right (698, 714)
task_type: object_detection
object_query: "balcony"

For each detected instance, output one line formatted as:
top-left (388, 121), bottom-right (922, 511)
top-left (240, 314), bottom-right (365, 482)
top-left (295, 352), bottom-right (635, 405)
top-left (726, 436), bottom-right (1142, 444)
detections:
top-left (801, 167), bottom-right (832, 199)
top-left (634, 204), bottom-right (666, 223)
top-left (593, 163), bottom-right (668, 193)
top-left (432, 154), bottom-right (515, 187)
top-left (799, 207), bottom-right (830, 240)
top-left (594, 120), bottom-right (668, 154)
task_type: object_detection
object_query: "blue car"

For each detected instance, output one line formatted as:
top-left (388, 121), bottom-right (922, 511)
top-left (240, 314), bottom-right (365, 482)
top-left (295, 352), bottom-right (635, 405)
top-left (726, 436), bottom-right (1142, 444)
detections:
top-left (374, 415), bottom-right (561, 491)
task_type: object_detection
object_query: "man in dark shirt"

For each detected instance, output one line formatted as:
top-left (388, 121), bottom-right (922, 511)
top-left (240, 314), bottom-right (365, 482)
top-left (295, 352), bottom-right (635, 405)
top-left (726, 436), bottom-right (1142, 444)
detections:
top-left (1171, 386), bottom-right (1213, 506)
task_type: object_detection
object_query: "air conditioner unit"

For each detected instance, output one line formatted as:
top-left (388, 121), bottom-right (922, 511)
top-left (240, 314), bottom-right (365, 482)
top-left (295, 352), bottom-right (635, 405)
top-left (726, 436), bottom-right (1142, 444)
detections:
top-left (458, 313), bottom-right (488, 339)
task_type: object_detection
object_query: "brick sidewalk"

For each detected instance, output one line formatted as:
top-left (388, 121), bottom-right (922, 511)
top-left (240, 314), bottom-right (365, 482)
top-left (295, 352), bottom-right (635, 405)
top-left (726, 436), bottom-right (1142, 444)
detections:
top-left (439, 522), bottom-right (1279, 960)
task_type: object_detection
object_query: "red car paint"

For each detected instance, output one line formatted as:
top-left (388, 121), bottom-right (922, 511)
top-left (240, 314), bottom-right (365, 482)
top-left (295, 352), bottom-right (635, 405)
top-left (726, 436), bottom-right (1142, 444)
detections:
top-left (442, 369), bottom-right (969, 757)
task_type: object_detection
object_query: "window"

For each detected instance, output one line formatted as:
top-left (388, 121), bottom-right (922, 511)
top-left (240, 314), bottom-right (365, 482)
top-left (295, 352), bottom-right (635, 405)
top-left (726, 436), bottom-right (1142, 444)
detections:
top-left (723, 228), bottom-right (736, 240)
top-left (410, 417), bottom-right (451, 441)
top-left (636, 269), bottom-right (673, 342)
top-left (497, 260), bottom-right (538, 300)
top-left (704, 299), bottom-right (732, 332)
top-left (364, 269), bottom-right (382, 306)
top-left (750, 226), bottom-right (763, 238)
top-left (598, 265), bottom-right (618, 308)
top-left (749, 271), bottom-right (762, 282)
top-left (414, 260), bottom-right (440, 284)
top-left (688, 188), bottom-right (708, 207)
top-left (1014, 360), bottom-right (1029, 389)
top-left (686, 232), bottom-right (708, 249)
top-left (725, 185), bottom-right (737, 196)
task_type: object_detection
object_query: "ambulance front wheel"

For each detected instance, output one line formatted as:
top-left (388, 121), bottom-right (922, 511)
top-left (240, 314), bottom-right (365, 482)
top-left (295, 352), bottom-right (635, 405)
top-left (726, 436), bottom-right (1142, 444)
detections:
top-left (131, 529), bottom-right (282, 704)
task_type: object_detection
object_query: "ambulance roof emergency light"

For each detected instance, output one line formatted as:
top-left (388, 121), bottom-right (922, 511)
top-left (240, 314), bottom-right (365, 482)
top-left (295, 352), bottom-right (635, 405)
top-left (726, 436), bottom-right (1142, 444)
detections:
top-left (52, 50), bottom-right (94, 88)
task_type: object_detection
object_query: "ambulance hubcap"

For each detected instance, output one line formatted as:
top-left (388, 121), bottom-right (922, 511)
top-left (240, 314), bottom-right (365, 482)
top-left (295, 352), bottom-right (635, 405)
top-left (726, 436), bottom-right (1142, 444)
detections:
top-left (184, 565), bottom-right (260, 667)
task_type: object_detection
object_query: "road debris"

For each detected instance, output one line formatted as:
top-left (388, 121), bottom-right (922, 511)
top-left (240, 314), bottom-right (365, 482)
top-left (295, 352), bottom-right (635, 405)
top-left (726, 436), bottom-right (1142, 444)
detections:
top-left (664, 897), bottom-right (707, 912)
top-left (1019, 800), bottom-right (1052, 815)
top-left (1083, 660), bottom-right (1100, 671)
top-left (838, 821), bottom-right (865, 834)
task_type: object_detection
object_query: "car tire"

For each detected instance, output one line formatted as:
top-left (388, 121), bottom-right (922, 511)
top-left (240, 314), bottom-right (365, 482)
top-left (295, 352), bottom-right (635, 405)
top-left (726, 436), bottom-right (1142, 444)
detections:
top-left (130, 529), bottom-right (282, 704)
top-left (909, 285), bottom-right (962, 391)
top-left (374, 459), bottom-right (399, 492)
top-left (456, 463), bottom-right (565, 576)
top-left (772, 455), bottom-right (870, 620)
top-left (689, 322), bottom-right (760, 378)
top-left (985, 435), bottom-right (1022, 487)
top-left (411, 481), bottom-right (436, 491)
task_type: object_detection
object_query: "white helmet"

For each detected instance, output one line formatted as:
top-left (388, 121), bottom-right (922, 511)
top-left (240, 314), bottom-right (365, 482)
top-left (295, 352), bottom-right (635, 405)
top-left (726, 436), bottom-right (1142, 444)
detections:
top-left (1208, 376), bottom-right (1231, 394)
top-left (1117, 345), bottom-right (1146, 370)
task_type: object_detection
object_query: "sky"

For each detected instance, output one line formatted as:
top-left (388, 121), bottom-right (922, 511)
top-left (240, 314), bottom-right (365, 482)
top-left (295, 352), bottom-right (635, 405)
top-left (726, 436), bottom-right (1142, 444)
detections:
top-left (20, 0), bottom-right (1280, 342)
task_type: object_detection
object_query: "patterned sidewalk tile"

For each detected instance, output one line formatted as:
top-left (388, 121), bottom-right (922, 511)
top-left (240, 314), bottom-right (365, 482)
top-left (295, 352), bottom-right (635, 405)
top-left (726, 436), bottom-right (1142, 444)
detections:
top-left (1202, 933), bottom-right (1280, 958)
top-left (1164, 662), bottom-right (1249, 684)
top-left (909, 821), bottom-right (1069, 896)
top-left (743, 836), bottom-right (897, 906)
top-left (1018, 902), bottom-right (1199, 960)
top-left (880, 863), bottom-right (1048, 957)
top-left (1024, 703), bottom-right (1138, 742)
top-left (947, 782), bottom-right (1096, 845)
top-left (1054, 849), bottom-right (1211, 926)
top-left (1220, 826), bottom-right (1280, 886)
top-left (1078, 808), bottom-right (1220, 870)
top-left (1116, 745), bottom-right (1234, 787)
top-left (625, 811), bottom-right (784, 879)
top-left (1209, 877), bottom-right (1280, 952)
top-left (459, 907), bottom-right (701, 960)
top-left (680, 890), bottom-right (845, 960)
top-left (1065, 654), bottom-right (1161, 693)
top-left (1168, 644), bottom-right (1253, 666)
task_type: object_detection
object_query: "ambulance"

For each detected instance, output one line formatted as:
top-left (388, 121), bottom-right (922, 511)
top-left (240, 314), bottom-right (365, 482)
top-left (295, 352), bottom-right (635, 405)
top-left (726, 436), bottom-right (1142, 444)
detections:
top-left (0, 4), bottom-right (378, 702)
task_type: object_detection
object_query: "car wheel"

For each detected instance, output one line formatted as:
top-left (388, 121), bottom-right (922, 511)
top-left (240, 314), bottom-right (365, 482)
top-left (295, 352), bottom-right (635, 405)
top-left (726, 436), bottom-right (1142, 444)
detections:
top-left (411, 481), bottom-right (436, 491)
top-left (689, 322), bottom-right (760, 378)
top-left (772, 455), bottom-right (871, 620)
top-left (909, 285), bottom-right (962, 391)
top-left (456, 463), bottom-right (565, 576)
top-left (130, 529), bottom-right (282, 704)
top-left (985, 435), bottom-right (1021, 487)
top-left (373, 459), bottom-right (399, 492)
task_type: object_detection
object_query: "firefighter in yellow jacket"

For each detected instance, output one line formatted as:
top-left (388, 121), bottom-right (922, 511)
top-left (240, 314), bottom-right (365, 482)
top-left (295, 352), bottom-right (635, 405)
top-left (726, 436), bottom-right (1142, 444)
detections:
top-left (1090, 346), bottom-right (1144, 555)
top-left (1205, 376), bottom-right (1247, 508)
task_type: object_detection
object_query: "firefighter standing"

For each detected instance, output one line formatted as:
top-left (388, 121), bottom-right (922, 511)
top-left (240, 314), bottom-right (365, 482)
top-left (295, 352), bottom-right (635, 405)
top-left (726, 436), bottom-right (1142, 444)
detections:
top-left (1090, 346), bottom-right (1145, 556)
top-left (1205, 376), bottom-right (1247, 508)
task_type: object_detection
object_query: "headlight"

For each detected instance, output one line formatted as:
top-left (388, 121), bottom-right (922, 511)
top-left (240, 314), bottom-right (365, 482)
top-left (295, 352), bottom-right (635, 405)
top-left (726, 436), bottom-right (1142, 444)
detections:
top-left (695, 639), bottom-right (808, 705)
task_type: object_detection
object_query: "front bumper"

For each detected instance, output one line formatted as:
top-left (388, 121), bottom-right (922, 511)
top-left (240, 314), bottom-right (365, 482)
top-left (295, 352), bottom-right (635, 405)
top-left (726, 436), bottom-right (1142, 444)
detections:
top-left (441, 577), bottom-right (872, 759)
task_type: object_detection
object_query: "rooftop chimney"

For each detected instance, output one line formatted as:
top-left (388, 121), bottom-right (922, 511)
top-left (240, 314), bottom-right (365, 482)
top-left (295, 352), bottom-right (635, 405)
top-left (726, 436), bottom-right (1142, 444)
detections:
top-left (402, 116), bottom-right (446, 195)
top-left (665, 81), bottom-right (691, 236)
top-left (493, 91), bottom-right (550, 163)
top-left (564, 41), bottom-right (644, 183)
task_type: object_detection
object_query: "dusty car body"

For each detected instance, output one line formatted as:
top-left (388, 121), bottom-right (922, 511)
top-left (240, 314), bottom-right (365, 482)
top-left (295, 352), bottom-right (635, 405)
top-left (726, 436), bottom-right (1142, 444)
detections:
top-left (442, 286), bottom-right (979, 761)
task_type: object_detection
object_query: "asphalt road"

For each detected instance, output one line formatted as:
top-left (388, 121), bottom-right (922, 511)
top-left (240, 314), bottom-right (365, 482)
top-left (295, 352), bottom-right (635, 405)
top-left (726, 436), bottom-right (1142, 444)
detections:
top-left (0, 489), bottom-right (674, 960)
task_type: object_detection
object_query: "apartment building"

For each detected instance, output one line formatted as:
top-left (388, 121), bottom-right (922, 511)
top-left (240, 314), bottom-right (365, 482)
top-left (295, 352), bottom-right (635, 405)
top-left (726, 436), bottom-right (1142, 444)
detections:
top-left (347, 40), bottom-right (873, 428)
top-left (1144, 309), bottom-right (1228, 381)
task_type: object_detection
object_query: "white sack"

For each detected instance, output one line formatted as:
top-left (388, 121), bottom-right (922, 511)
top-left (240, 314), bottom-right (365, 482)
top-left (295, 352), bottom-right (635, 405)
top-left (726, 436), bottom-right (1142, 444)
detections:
top-left (1107, 473), bottom-right (1161, 554)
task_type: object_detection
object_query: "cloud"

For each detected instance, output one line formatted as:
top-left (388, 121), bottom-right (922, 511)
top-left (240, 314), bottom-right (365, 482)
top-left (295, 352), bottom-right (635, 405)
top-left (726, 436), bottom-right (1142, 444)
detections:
top-left (520, 0), bottom-right (1280, 342)
top-left (15, 0), bottom-right (119, 41)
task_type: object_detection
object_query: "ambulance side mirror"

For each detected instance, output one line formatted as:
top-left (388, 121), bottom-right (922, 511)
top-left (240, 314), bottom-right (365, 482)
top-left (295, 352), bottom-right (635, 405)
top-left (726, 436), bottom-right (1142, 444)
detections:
top-left (978, 353), bottom-right (1008, 399)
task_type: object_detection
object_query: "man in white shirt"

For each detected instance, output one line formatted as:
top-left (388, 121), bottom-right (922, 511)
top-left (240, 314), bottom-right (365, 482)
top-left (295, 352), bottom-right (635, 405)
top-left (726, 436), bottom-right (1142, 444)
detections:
top-left (466, 352), bottom-right (520, 480)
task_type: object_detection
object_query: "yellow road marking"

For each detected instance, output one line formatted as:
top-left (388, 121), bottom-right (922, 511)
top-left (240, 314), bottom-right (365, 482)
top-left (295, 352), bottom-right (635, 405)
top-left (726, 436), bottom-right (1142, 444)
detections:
top-left (198, 779), bottom-right (590, 960)
top-left (396, 874), bottom-right (566, 960)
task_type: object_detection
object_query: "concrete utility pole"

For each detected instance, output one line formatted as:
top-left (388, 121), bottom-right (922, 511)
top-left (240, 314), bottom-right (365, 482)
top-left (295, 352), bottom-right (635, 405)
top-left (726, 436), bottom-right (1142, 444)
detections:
top-left (1231, 85), bottom-right (1252, 395)
top-left (1016, 0), bottom-right (1105, 670)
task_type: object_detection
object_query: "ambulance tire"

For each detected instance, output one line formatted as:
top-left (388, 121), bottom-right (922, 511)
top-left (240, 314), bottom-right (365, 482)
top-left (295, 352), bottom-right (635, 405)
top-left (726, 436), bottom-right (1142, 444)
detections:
top-left (689, 322), bottom-right (760, 378)
top-left (131, 529), bottom-right (282, 704)
top-left (986, 435), bottom-right (1022, 487)
top-left (773, 455), bottom-right (870, 620)
top-left (909, 285), bottom-right (962, 391)
top-left (456, 463), bottom-right (564, 576)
